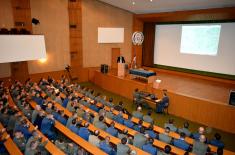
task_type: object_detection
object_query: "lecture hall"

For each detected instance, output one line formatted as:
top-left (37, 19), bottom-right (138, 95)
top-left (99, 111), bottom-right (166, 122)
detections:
top-left (0, 0), bottom-right (235, 155)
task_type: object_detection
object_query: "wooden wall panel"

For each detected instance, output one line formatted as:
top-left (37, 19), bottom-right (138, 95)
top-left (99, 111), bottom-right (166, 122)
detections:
top-left (10, 0), bottom-right (31, 82)
top-left (68, 0), bottom-right (83, 68)
top-left (111, 48), bottom-right (120, 69)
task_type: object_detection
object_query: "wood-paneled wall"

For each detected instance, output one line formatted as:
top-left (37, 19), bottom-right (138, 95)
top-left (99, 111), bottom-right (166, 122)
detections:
top-left (10, 0), bottom-right (31, 82)
top-left (68, 0), bottom-right (83, 68)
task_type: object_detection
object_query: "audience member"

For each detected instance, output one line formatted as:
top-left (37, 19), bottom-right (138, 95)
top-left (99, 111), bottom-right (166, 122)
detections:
top-left (192, 135), bottom-right (209, 155)
top-left (143, 110), bottom-right (154, 124)
top-left (106, 121), bottom-right (118, 137)
top-left (164, 118), bottom-right (177, 132)
top-left (88, 130), bottom-right (100, 147)
top-left (132, 106), bottom-right (143, 120)
top-left (117, 137), bottom-right (131, 155)
top-left (159, 127), bottom-right (172, 144)
top-left (133, 127), bottom-right (147, 148)
top-left (209, 133), bottom-right (224, 148)
top-left (173, 132), bottom-right (190, 151)
top-left (178, 122), bottom-right (191, 137)
top-left (142, 137), bottom-right (158, 155)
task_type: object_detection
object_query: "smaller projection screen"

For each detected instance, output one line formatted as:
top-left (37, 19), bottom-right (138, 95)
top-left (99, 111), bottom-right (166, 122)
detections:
top-left (0, 35), bottom-right (46, 63)
top-left (98, 27), bottom-right (124, 43)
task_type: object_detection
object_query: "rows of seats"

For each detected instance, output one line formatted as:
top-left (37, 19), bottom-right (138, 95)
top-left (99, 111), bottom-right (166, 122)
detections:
top-left (56, 79), bottom-right (230, 155)
top-left (8, 80), bottom-right (107, 155)
top-left (37, 77), bottom-right (190, 154)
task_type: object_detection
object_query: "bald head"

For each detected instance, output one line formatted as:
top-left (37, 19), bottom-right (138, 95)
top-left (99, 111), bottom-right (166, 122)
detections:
top-left (199, 135), bottom-right (206, 143)
top-left (198, 127), bottom-right (205, 134)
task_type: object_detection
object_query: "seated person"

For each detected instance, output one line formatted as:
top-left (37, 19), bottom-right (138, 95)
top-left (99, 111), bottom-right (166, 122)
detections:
top-left (56, 110), bottom-right (67, 126)
top-left (173, 132), bottom-right (190, 151)
top-left (178, 122), bottom-right (191, 137)
top-left (142, 137), bottom-right (158, 155)
top-left (94, 116), bottom-right (107, 131)
top-left (40, 114), bottom-right (56, 140)
top-left (159, 127), bottom-right (172, 144)
top-left (117, 137), bottom-right (131, 155)
top-left (133, 127), bottom-right (147, 149)
top-left (88, 130), bottom-right (100, 147)
top-left (105, 107), bottom-right (115, 120)
top-left (13, 130), bottom-right (26, 152)
top-left (78, 122), bottom-right (90, 141)
top-left (105, 98), bottom-right (114, 108)
top-left (99, 136), bottom-right (116, 155)
top-left (192, 127), bottom-right (205, 141)
top-left (66, 112), bottom-right (78, 128)
top-left (209, 133), bottom-right (224, 148)
top-left (118, 128), bottom-right (128, 139)
top-left (192, 135), bottom-right (209, 155)
top-left (157, 145), bottom-right (172, 155)
top-left (31, 105), bottom-right (41, 125)
top-left (164, 118), bottom-right (177, 132)
top-left (124, 115), bottom-right (134, 129)
top-left (69, 119), bottom-right (80, 135)
top-left (145, 125), bottom-right (158, 139)
top-left (25, 139), bottom-right (48, 155)
top-left (55, 139), bottom-right (67, 153)
top-left (143, 110), bottom-right (154, 124)
top-left (113, 111), bottom-right (125, 125)
top-left (89, 100), bottom-right (100, 113)
top-left (156, 91), bottom-right (169, 113)
top-left (132, 106), bottom-right (143, 120)
top-left (133, 120), bottom-right (143, 132)
top-left (114, 101), bottom-right (124, 112)
top-left (106, 121), bottom-right (118, 137)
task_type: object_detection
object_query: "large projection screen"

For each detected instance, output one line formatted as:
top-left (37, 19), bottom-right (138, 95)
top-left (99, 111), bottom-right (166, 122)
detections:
top-left (0, 35), bottom-right (46, 63)
top-left (154, 23), bottom-right (235, 75)
top-left (98, 27), bottom-right (124, 43)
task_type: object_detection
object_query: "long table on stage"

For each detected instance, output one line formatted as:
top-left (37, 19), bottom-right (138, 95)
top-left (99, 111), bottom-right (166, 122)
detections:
top-left (88, 69), bottom-right (235, 134)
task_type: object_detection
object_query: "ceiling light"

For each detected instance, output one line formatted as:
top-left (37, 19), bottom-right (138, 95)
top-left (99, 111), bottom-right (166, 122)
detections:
top-left (132, 1), bottom-right (135, 5)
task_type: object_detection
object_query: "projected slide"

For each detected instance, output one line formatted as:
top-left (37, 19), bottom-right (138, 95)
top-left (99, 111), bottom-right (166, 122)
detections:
top-left (180, 25), bottom-right (221, 56)
top-left (154, 23), bottom-right (235, 75)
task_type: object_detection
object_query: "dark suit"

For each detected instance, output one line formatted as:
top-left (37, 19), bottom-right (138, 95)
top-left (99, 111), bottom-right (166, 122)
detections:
top-left (117, 56), bottom-right (125, 63)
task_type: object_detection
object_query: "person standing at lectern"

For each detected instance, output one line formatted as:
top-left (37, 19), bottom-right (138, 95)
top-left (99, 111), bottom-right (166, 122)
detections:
top-left (117, 55), bottom-right (125, 63)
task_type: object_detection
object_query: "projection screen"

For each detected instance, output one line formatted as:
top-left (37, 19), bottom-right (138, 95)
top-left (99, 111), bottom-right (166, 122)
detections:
top-left (154, 23), bottom-right (235, 75)
top-left (0, 35), bottom-right (46, 63)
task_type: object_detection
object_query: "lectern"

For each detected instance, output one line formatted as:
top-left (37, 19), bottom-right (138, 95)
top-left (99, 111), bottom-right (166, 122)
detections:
top-left (118, 63), bottom-right (125, 77)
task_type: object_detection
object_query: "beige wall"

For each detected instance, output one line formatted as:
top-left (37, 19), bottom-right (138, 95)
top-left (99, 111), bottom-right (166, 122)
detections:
top-left (0, 0), bottom-right (13, 78)
top-left (29, 0), bottom-right (70, 74)
top-left (82, 0), bottom-right (133, 67)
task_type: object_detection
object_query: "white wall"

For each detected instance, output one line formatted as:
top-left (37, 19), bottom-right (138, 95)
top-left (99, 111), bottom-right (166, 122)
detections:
top-left (154, 23), bottom-right (235, 75)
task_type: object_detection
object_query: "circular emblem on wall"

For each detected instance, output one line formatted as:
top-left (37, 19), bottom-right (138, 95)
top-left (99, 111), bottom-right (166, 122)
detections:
top-left (132, 31), bottom-right (144, 45)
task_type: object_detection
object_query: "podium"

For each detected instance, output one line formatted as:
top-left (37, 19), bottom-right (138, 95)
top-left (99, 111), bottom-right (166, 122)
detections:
top-left (118, 63), bottom-right (125, 77)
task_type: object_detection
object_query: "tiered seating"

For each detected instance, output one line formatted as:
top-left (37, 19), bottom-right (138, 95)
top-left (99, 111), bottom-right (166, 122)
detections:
top-left (38, 92), bottom-right (150, 155)
top-left (73, 88), bottom-right (235, 155)
top-left (0, 123), bottom-right (23, 155)
top-left (7, 93), bottom-right (66, 155)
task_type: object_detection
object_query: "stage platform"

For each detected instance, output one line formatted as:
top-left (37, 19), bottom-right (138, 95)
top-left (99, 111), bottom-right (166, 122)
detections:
top-left (88, 68), bottom-right (235, 134)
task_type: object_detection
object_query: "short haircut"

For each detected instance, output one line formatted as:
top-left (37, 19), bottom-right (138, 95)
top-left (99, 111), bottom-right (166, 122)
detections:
top-left (121, 137), bottom-right (127, 144)
top-left (184, 122), bottom-right (189, 128)
top-left (147, 111), bottom-right (152, 116)
top-left (215, 133), bottom-right (221, 140)
top-left (99, 115), bottom-right (104, 121)
top-left (140, 127), bottom-right (145, 134)
top-left (164, 145), bottom-right (171, 153)
top-left (180, 132), bottom-right (186, 138)
top-left (165, 127), bottom-right (170, 133)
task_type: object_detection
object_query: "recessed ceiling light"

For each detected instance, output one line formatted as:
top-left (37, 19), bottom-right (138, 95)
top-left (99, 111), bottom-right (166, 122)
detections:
top-left (132, 1), bottom-right (135, 5)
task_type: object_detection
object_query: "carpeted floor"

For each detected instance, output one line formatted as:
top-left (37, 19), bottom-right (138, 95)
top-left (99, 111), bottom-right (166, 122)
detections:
top-left (79, 82), bottom-right (235, 152)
